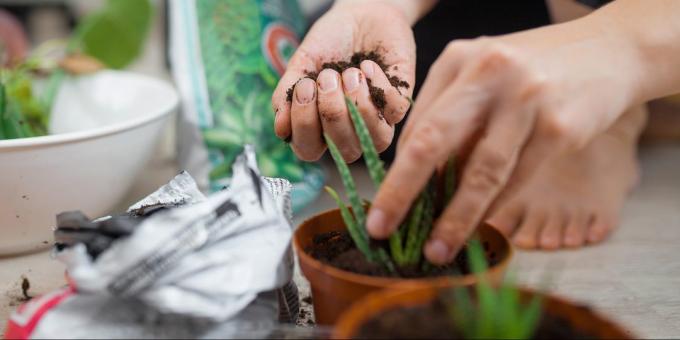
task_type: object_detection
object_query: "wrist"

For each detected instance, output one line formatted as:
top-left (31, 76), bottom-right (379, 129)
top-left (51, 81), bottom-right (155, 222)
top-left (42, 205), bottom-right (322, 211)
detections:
top-left (587, 1), bottom-right (680, 103)
top-left (333, 0), bottom-right (437, 26)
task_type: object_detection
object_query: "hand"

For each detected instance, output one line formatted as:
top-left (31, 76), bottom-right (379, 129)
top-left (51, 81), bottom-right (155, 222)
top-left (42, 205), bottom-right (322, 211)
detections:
top-left (366, 15), bottom-right (646, 264)
top-left (272, 0), bottom-right (418, 162)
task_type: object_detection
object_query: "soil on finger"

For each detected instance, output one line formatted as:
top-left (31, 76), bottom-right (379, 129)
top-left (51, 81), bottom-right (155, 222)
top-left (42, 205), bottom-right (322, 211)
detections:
top-left (285, 50), bottom-right (409, 112)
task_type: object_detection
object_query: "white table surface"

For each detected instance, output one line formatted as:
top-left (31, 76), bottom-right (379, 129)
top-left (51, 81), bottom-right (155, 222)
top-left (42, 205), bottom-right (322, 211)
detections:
top-left (1, 144), bottom-right (679, 337)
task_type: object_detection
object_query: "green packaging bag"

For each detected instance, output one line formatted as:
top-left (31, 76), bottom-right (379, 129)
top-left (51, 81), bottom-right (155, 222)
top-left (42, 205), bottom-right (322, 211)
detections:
top-left (169, 0), bottom-right (324, 212)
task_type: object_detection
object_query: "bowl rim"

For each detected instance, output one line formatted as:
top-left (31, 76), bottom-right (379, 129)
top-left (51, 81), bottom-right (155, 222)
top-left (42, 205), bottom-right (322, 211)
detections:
top-left (0, 70), bottom-right (179, 150)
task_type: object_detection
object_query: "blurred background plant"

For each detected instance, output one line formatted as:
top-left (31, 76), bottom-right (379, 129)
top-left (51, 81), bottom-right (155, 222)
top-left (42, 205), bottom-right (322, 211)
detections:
top-left (0, 0), bottom-right (152, 140)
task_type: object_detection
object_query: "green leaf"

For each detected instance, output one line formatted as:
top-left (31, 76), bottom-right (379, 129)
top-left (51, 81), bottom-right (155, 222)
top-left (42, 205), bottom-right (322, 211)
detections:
top-left (444, 156), bottom-right (457, 206)
top-left (325, 186), bottom-right (374, 261)
top-left (389, 226), bottom-right (405, 266)
top-left (324, 134), bottom-right (370, 252)
top-left (518, 296), bottom-right (542, 339)
top-left (76, 0), bottom-right (153, 68)
top-left (345, 97), bottom-right (385, 187)
top-left (402, 192), bottom-right (426, 264)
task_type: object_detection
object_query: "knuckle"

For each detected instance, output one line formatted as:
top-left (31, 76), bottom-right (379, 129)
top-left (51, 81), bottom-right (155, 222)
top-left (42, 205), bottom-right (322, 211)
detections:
top-left (319, 104), bottom-right (346, 123)
top-left (466, 154), bottom-right (507, 193)
top-left (374, 131), bottom-right (394, 153)
top-left (404, 123), bottom-right (444, 163)
top-left (539, 113), bottom-right (583, 149)
top-left (341, 146), bottom-right (362, 163)
top-left (291, 143), bottom-right (322, 162)
top-left (385, 99), bottom-right (410, 123)
top-left (434, 222), bottom-right (469, 247)
top-left (292, 114), bottom-right (318, 130)
top-left (443, 40), bottom-right (469, 57)
top-left (375, 182), bottom-right (410, 217)
top-left (478, 145), bottom-right (512, 172)
top-left (517, 75), bottom-right (547, 102)
top-left (478, 44), bottom-right (516, 69)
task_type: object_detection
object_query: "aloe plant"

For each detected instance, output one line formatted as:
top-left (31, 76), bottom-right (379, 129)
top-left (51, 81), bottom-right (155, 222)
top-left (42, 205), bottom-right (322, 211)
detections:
top-left (447, 240), bottom-right (542, 339)
top-left (324, 98), bottom-right (456, 274)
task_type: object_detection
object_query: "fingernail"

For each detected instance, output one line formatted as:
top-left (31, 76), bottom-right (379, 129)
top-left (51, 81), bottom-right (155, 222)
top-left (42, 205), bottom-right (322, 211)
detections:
top-left (360, 60), bottom-right (375, 78)
top-left (295, 78), bottom-right (316, 104)
top-left (366, 209), bottom-right (388, 237)
top-left (342, 68), bottom-right (361, 92)
top-left (425, 239), bottom-right (452, 264)
top-left (318, 69), bottom-right (338, 93)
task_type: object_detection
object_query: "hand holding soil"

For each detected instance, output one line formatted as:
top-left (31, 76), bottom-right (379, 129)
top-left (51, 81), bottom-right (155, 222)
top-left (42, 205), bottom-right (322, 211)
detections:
top-left (272, 0), bottom-right (416, 162)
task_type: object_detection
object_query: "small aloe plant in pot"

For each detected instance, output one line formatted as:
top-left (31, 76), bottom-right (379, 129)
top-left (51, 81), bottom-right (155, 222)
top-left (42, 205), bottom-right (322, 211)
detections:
top-left (324, 98), bottom-right (457, 274)
top-left (447, 240), bottom-right (542, 339)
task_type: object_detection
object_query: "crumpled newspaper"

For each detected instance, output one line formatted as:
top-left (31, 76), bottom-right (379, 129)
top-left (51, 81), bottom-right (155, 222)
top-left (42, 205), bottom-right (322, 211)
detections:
top-left (7, 146), bottom-right (300, 339)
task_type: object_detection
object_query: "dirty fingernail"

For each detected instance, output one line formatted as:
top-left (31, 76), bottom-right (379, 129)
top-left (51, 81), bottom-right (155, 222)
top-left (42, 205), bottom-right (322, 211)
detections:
top-left (366, 209), bottom-right (388, 237)
top-left (295, 78), bottom-right (316, 104)
top-left (342, 68), bottom-right (361, 92)
top-left (318, 69), bottom-right (338, 93)
top-left (360, 60), bottom-right (375, 78)
top-left (425, 239), bottom-right (451, 264)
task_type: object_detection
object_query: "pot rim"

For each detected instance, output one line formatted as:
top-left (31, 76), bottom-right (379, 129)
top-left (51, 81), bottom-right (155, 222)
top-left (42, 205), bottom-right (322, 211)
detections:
top-left (333, 285), bottom-right (634, 339)
top-left (293, 207), bottom-right (513, 289)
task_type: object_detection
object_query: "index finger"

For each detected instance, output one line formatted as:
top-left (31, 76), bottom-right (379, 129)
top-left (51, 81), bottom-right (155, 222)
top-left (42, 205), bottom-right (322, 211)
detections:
top-left (366, 85), bottom-right (491, 239)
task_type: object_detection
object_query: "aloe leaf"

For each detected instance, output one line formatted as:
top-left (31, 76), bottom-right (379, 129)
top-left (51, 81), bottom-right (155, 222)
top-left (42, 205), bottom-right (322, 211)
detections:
top-left (450, 287), bottom-right (475, 339)
top-left (374, 247), bottom-right (397, 274)
top-left (345, 97), bottom-right (385, 187)
top-left (444, 156), bottom-right (457, 206)
top-left (466, 239), bottom-right (494, 337)
top-left (402, 193), bottom-right (425, 264)
top-left (411, 184), bottom-right (434, 264)
top-left (325, 186), bottom-right (376, 261)
top-left (518, 295), bottom-right (542, 339)
top-left (325, 133), bottom-right (368, 231)
top-left (389, 226), bottom-right (405, 266)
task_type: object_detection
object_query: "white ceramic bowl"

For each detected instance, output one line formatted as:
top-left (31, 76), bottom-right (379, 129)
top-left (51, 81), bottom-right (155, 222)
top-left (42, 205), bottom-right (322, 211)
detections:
top-left (0, 70), bottom-right (178, 256)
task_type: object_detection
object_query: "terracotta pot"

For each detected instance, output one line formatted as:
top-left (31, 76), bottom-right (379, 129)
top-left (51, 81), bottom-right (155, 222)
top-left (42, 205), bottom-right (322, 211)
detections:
top-left (334, 285), bottom-right (634, 339)
top-left (293, 207), bottom-right (512, 325)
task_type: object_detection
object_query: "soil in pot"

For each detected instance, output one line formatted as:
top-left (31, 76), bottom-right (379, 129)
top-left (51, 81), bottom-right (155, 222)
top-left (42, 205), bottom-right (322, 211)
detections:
top-left (306, 230), bottom-right (501, 278)
top-left (355, 296), bottom-right (591, 339)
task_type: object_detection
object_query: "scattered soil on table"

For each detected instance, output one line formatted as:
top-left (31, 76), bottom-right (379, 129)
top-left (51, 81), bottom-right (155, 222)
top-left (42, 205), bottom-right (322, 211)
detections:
top-left (356, 295), bottom-right (591, 339)
top-left (6, 276), bottom-right (33, 307)
top-left (306, 230), bottom-right (499, 278)
top-left (285, 50), bottom-right (408, 113)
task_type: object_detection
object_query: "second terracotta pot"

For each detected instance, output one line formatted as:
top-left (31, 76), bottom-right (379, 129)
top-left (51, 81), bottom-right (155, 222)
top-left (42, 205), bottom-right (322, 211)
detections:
top-left (294, 207), bottom-right (512, 325)
top-left (333, 285), bottom-right (634, 339)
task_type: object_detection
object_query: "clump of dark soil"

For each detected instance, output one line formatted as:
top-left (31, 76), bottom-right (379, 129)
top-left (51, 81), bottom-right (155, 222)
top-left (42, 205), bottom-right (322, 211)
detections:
top-left (286, 86), bottom-right (295, 103)
top-left (285, 50), bottom-right (409, 114)
top-left (356, 296), bottom-right (591, 339)
top-left (302, 296), bottom-right (313, 305)
top-left (21, 276), bottom-right (31, 300)
top-left (306, 231), bottom-right (499, 278)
